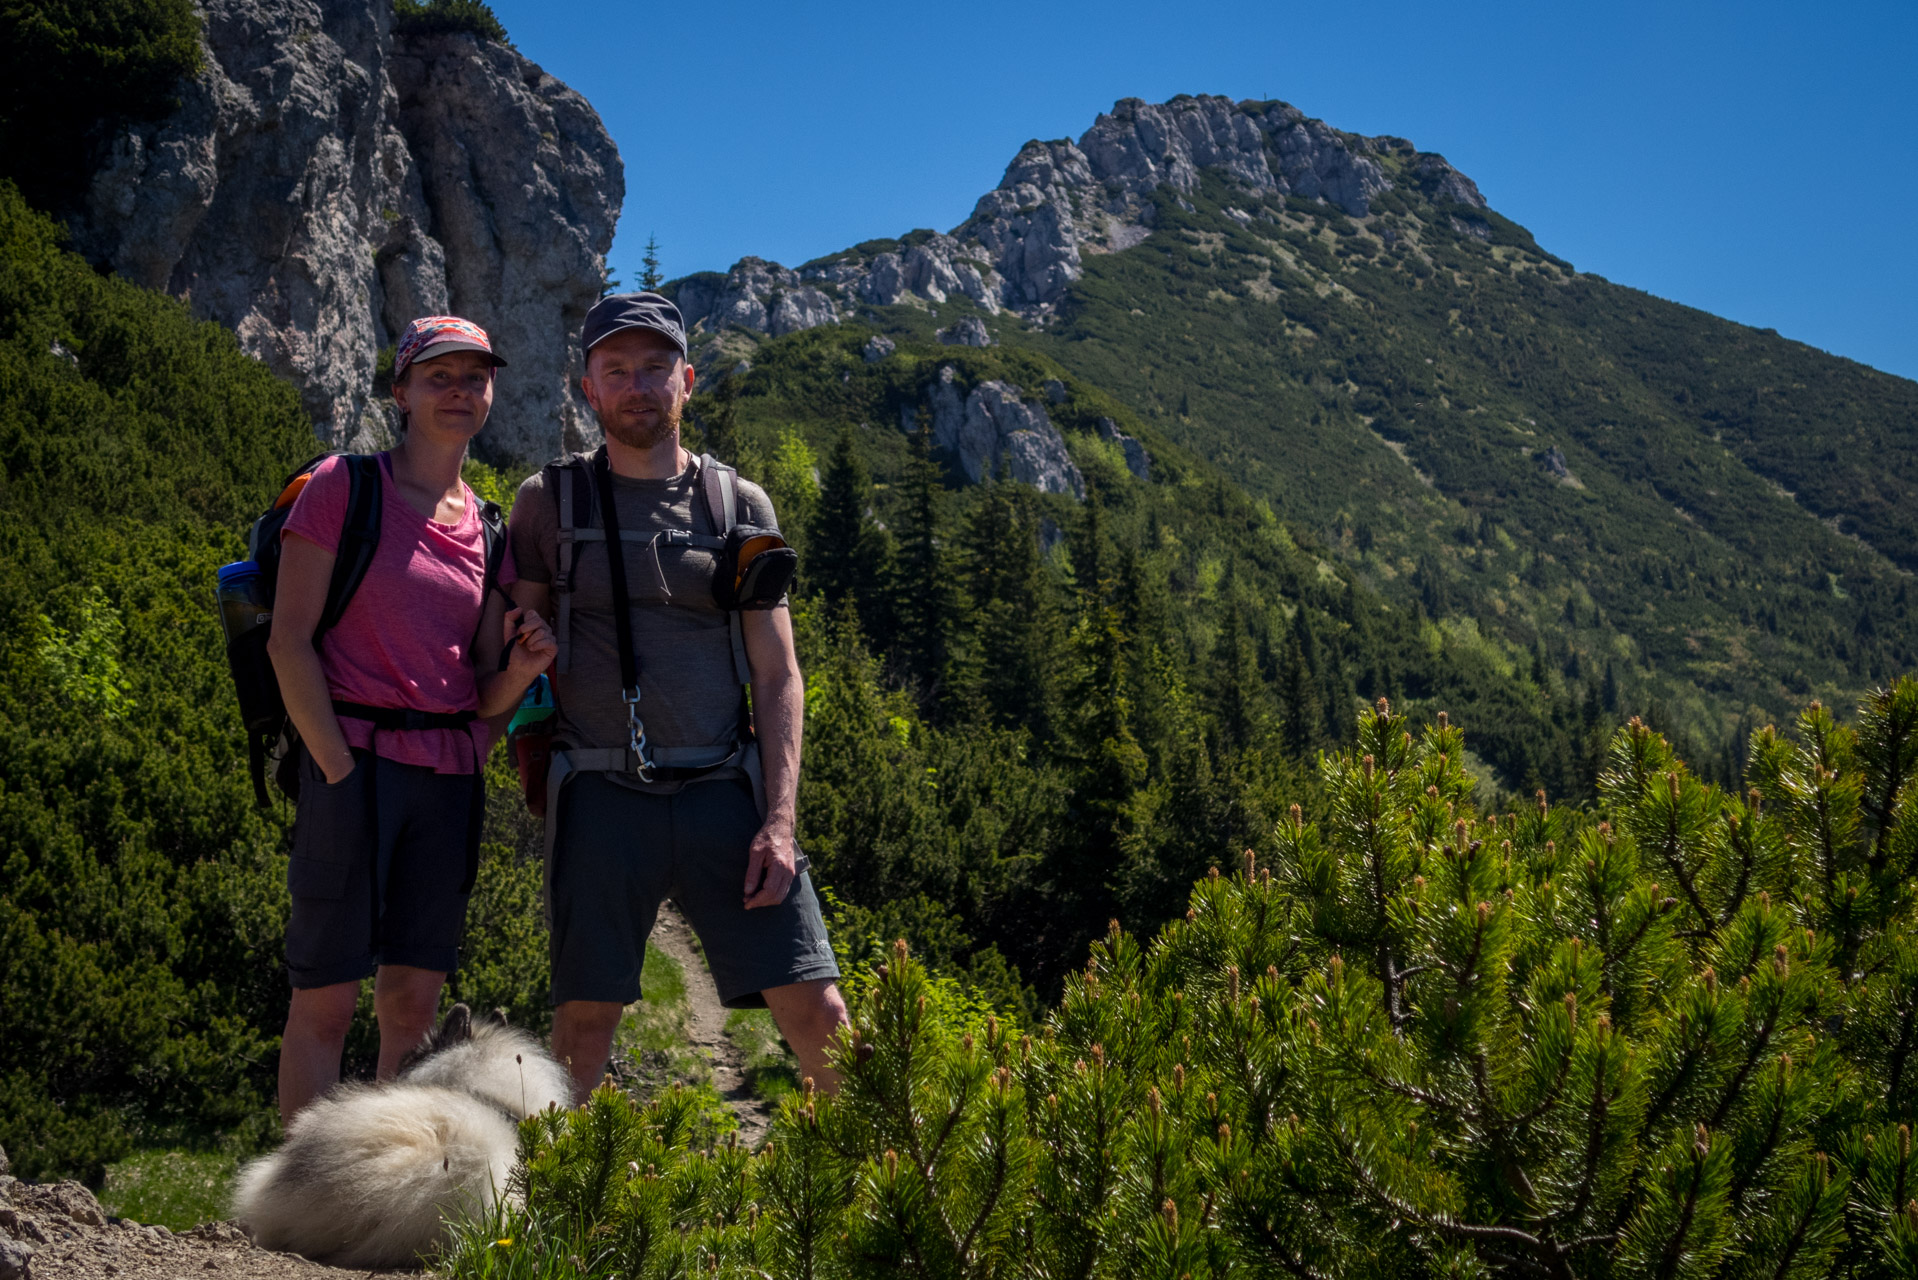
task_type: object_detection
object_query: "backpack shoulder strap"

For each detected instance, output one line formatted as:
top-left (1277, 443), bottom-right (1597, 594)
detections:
top-left (470, 497), bottom-right (508, 662)
top-left (697, 453), bottom-right (752, 688)
top-left (699, 452), bottom-right (738, 533)
top-left (315, 453), bottom-right (383, 642)
top-left (550, 455), bottom-right (593, 675)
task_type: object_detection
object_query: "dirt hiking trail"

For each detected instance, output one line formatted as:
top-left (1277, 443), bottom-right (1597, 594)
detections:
top-left (645, 903), bottom-right (779, 1149)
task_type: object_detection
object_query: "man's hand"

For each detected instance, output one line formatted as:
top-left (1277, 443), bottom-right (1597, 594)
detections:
top-left (743, 818), bottom-right (798, 909)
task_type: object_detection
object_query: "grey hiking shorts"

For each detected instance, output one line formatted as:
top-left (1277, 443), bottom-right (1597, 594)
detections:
top-left (284, 745), bottom-right (481, 988)
top-left (547, 771), bottom-right (839, 1009)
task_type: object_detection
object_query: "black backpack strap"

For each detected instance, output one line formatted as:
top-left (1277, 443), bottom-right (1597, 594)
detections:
top-left (551, 456), bottom-right (593, 675)
top-left (315, 454), bottom-right (383, 642)
top-left (697, 454), bottom-right (753, 688)
top-left (472, 498), bottom-right (511, 670)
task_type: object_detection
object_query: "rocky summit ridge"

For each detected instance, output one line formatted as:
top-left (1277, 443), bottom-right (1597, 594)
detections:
top-left (74, 0), bottom-right (622, 464)
top-left (672, 94), bottom-right (1483, 342)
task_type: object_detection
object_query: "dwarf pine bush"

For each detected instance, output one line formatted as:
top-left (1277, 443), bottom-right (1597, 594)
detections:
top-left (451, 681), bottom-right (1918, 1278)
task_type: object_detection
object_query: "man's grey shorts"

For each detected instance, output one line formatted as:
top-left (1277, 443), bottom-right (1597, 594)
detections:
top-left (548, 771), bottom-right (839, 1009)
top-left (285, 746), bottom-right (480, 988)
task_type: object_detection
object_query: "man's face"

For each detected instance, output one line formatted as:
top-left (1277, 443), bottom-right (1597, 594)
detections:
top-left (581, 329), bottom-right (694, 451)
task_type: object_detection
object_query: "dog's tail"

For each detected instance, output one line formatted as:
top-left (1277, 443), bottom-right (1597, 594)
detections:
top-left (233, 1083), bottom-right (518, 1269)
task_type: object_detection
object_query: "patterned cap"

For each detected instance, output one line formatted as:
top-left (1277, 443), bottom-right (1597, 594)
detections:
top-left (393, 315), bottom-right (506, 382)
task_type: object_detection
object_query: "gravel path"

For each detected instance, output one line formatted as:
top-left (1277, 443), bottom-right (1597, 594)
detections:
top-left (645, 903), bottom-right (779, 1149)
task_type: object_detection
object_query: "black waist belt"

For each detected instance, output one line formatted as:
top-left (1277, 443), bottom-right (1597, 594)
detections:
top-left (332, 700), bottom-right (478, 732)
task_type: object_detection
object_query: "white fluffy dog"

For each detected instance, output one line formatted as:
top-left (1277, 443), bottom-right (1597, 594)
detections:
top-left (233, 1004), bottom-right (572, 1268)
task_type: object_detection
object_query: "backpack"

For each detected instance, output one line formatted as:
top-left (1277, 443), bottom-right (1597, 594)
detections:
top-left (224, 453), bottom-right (506, 808)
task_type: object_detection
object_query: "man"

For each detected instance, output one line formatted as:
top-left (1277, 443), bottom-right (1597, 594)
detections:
top-left (507, 292), bottom-right (846, 1101)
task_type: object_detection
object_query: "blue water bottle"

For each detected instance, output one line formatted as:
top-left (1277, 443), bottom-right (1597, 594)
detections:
top-left (215, 561), bottom-right (270, 645)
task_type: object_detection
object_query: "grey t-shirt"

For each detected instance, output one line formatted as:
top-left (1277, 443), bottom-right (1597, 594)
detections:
top-left (509, 453), bottom-right (781, 785)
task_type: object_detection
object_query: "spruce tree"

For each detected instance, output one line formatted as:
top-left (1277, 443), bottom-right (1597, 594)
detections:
top-left (808, 425), bottom-right (894, 651)
top-left (639, 233), bottom-right (663, 290)
top-left (954, 474), bottom-right (1062, 745)
top-left (890, 417), bottom-right (954, 699)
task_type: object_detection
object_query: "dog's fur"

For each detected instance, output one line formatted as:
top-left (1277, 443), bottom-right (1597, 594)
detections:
top-left (233, 1004), bottom-right (572, 1269)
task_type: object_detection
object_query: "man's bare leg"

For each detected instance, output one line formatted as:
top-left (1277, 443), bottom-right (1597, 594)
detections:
top-left (762, 978), bottom-right (850, 1094)
top-left (552, 1000), bottom-right (625, 1102)
top-left (374, 964), bottom-right (446, 1080)
top-left (278, 981), bottom-right (360, 1125)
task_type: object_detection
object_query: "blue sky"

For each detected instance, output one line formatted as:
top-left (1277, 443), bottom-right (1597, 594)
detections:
top-left (488, 0), bottom-right (1916, 380)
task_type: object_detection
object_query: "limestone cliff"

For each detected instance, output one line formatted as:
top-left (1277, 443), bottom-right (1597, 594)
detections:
top-left (74, 0), bottom-right (621, 464)
top-left (673, 93), bottom-right (1481, 339)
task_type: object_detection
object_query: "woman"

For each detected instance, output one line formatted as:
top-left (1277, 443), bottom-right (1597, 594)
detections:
top-left (267, 316), bottom-right (557, 1122)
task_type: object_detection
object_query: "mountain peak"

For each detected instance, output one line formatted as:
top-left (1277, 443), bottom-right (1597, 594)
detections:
top-left (673, 93), bottom-right (1484, 344)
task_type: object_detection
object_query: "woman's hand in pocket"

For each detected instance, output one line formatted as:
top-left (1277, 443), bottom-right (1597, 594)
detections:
top-left (317, 748), bottom-right (358, 786)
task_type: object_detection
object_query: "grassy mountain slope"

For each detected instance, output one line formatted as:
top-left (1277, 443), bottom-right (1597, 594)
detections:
top-left (1015, 170), bottom-right (1916, 758)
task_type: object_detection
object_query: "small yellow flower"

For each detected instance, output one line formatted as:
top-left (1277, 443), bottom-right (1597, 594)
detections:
top-left (494, 1237), bottom-right (514, 1248)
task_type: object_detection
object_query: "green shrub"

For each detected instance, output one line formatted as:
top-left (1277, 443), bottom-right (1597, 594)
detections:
top-left (392, 0), bottom-right (511, 45)
top-left (457, 682), bottom-right (1918, 1277)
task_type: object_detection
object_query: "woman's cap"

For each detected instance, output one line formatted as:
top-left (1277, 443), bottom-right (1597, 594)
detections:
top-left (582, 292), bottom-right (686, 357)
top-left (394, 316), bottom-right (506, 382)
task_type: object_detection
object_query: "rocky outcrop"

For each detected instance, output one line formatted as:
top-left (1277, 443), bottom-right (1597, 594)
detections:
top-left (677, 93), bottom-right (1480, 341)
top-left (937, 316), bottom-right (992, 347)
top-left (74, 0), bottom-right (621, 463)
top-left (919, 367), bottom-right (1084, 499)
top-left (1096, 417), bottom-right (1151, 481)
top-left (388, 32), bottom-right (621, 461)
top-left (862, 333), bottom-right (896, 363)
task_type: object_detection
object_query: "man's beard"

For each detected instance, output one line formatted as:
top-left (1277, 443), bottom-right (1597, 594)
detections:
top-left (600, 395), bottom-right (680, 451)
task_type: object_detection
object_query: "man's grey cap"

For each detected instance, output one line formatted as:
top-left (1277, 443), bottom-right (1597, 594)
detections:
top-left (582, 292), bottom-right (687, 357)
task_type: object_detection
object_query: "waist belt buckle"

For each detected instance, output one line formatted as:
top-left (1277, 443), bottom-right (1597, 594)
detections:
top-left (403, 709), bottom-right (430, 732)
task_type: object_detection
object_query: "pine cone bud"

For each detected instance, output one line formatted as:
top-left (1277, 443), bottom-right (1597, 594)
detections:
top-left (884, 1149), bottom-right (898, 1178)
top-left (1437, 710), bottom-right (1449, 728)
top-left (1243, 849), bottom-right (1256, 879)
top-left (1227, 965), bottom-right (1240, 1003)
top-left (1774, 945), bottom-right (1790, 978)
top-left (1149, 1086), bottom-right (1163, 1117)
top-left (1363, 754), bottom-right (1376, 780)
top-left (1163, 1198), bottom-right (1179, 1231)
top-left (1290, 802), bottom-right (1304, 830)
top-left (1209, 865), bottom-right (1221, 881)
top-left (1702, 968), bottom-right (1717, 994)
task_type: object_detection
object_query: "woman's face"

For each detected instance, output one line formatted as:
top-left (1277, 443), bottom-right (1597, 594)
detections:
top-left (393, 350), bottom-right (496, 440)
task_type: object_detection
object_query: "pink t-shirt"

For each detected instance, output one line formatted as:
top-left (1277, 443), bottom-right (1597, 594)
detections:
top-left (281, 454), bottom-right (516, 774)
